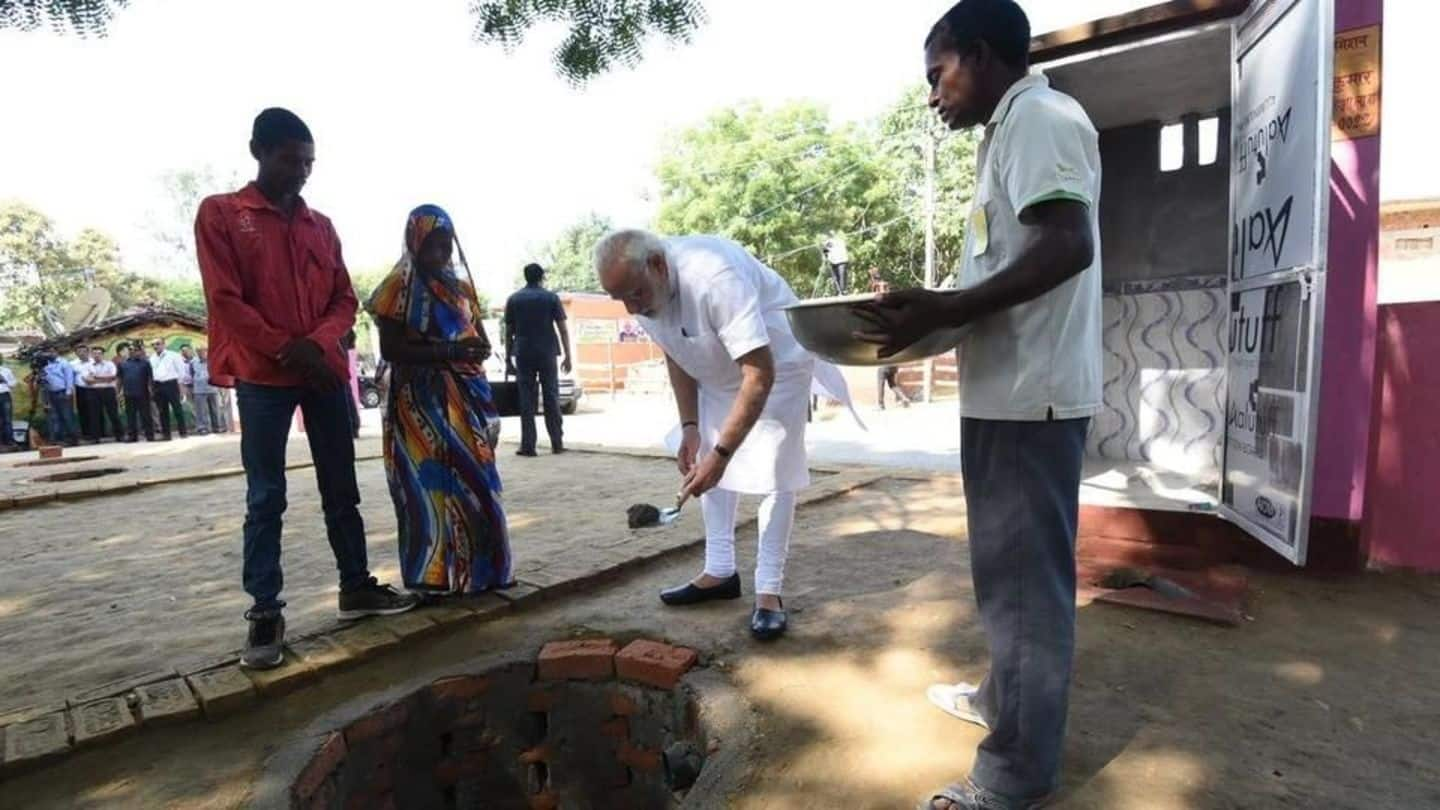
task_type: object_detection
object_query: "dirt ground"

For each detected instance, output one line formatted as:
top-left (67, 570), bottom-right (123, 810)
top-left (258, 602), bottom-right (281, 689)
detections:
top-left (1, 475), bottom-right (1437, 809)
top-left (0, 449), bottom-right (740, 718)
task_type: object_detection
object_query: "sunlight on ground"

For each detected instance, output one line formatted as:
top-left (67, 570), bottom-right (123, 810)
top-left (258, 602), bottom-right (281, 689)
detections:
top-left (1094, 749), bottom-right (1211, 810)
top-left (730, 594), bottom-right (983, 806)
top-left (736, 646), bottom-right (979, 801)
top-left (505, 512), bottom-right (542, 531)
top-left (1274, 661), bottom-right (1325, 687)
top-left (1364, 620), bottom-right (1400, 644)
top-left (0, 596), bottom-right (30, 620)
top-left (93, 533), bottom-right (141, 548)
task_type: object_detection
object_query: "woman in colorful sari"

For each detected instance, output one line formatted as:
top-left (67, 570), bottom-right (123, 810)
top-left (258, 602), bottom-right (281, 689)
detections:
top-left (368, 204), bottom-right (513, 595)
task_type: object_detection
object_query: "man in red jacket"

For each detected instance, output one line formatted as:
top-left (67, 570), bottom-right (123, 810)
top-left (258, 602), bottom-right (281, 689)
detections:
top-left (195, 107), bottom-right (418, 671)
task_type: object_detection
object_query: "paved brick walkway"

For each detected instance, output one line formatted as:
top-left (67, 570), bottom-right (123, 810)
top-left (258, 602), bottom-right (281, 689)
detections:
top-left (0, 449), bottom-right (771, 720)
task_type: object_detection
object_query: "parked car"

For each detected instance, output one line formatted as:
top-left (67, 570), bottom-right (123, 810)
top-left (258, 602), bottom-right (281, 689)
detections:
top-left (360, 356), bottom-right (581, 416)
top-left (8, 419), bottom-right (29, 449)
top-left (358, 375), bottom-right (382, 409)
top-left (483, 352), bottom-right (583, 417)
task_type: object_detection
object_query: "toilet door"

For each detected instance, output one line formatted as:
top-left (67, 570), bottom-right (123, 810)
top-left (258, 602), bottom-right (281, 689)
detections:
top-left (1220, 0), bottom-right (1335, 564)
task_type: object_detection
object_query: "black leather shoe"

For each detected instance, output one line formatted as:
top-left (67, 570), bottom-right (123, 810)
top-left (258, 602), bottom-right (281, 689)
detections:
top-left (660, 574), bottom-right (741, 606)
top-left (750, 598), bottom-right (787, 641)
top-left (516, 449), bottom-right (538, 457)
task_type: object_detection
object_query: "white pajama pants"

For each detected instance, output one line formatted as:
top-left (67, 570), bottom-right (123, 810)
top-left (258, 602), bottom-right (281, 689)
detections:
top-left (700, 488), bottom-right (797, 596)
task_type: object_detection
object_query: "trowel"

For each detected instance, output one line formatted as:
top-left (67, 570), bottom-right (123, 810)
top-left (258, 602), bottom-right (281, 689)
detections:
top-left (658, 491), bottom-right (691, 527)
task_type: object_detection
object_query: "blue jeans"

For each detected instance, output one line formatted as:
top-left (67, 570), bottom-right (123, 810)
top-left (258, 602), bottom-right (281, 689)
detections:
top-left (46, 390), bottom-right (76, 442)
top-left (236, 382), bottom-right (372, 613)
top-left (961, 417), bottom-right (1088, 801)
top-left (0, 392), bottom-right (12, 445)
top-left (516, 354), bottom-right (563, 453)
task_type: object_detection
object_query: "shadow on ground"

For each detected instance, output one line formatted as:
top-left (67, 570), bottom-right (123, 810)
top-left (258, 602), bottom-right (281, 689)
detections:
top-left (2, 475), bottom-right (1438, 809)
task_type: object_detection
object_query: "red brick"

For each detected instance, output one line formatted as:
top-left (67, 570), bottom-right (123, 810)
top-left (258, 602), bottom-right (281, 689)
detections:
top-left (616, 640), bottom-right (698, 689)
top-left (606, 764), bottom-right (635, 788)
top-left (38, 446), bottom-right (62, 460)
top-left (306, 780), bottom-right (336, 810)
top-left (610, 692), bottom-right (639, 716)
top-left (348, 792), bottom-right (395, 810)
top-left (529, 792), bottom-right (559, 810)
top-left (345, 701), bottom-right (408, 745)
top-left (347, 791), bottom-right (381, 810)
top-left (617, 741), bottom-right (662, 772)
top-left (430, 675), bottom-right (490, 704)
top-left (599, 717), bottom-right (629, 739)
top-left (433, 751), bottom-right (489, 786)
top-left (366, 748), bottom-right (398, 793)
top-left (527, 689), bottom-right (555, 712)
top-left (537, 639), bottom-right (618, 681)
top-left (293, 732), bottom-right (346, 802)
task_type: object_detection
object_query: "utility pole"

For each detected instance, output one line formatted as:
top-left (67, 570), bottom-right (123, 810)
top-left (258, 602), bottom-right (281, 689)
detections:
top-left (922, 129), bottom-right (938, 403)
top-left (923, 132), bottom-right (938, 289)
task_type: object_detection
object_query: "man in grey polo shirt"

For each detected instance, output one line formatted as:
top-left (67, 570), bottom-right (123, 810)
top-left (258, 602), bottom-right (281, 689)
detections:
top-left (855, 2), bottom-right (1102, 808)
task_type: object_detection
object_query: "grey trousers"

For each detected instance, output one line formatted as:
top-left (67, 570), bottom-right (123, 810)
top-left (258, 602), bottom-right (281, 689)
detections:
top-left (194, 392), bottom-right (228, 433)
top-left (961, 417), bottom-right (1088, 801)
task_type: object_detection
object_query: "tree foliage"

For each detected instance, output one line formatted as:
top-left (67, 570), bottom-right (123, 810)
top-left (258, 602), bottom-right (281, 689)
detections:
top-left (1, 0), bottom-right (707, 83)
top-left (655, 102), bottom-right (899, 294)
top-left (866, 86), bottom-right (982, 289)
top-left (472, 0), bottom-right (705, 84)
top-left (0, 201), bottom-right (163, 331)
top-left (147, 167), bottom-right (242, 278)
top-left (157, 278), bottom-right (208, 318)
top-left (653, 90), bottom-right (980, 296)
top-left (0, 0), bottom-right (127, 36)
top-left (532, 212), bottom-right (612, 294)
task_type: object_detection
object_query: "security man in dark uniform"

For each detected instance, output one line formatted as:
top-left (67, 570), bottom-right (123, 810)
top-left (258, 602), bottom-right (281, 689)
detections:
top-left (503, 263), bottom-right (572, 456)
top-left (117, 342), bottom-right (155, 442)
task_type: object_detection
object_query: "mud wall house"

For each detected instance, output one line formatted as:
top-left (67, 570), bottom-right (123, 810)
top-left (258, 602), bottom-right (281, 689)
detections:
top-left (11, 308), bottom-right (209, 422)
top-left (1024, 0), bottom-right (1410, 572)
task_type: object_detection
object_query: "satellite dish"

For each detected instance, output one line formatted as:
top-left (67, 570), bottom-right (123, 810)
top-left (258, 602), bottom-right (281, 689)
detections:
top-left (61, 287), bottom-right (113, 332)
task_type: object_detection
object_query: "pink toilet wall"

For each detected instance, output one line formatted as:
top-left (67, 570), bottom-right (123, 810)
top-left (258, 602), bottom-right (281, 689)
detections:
top-left (1310, 0), bottom-right (1383, 527)
top-left (1363, 303), bottom-right (1440, 571)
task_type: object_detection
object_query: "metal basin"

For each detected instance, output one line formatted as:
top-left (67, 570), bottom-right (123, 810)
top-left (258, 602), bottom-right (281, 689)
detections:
top-left (784, 292), bottom-right (970, 367)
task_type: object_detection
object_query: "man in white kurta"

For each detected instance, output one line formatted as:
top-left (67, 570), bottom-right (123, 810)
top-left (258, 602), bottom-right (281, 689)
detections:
top-left (596, 230), bottom-right (849, 641)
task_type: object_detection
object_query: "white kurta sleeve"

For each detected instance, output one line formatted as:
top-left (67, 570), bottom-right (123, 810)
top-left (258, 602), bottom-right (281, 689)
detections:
top-left (703, 268), bottom-right (770, 360)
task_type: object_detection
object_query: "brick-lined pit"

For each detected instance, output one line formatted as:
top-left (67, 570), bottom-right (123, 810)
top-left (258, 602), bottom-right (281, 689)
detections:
top-left (291, 639), bottom-right (702, 810)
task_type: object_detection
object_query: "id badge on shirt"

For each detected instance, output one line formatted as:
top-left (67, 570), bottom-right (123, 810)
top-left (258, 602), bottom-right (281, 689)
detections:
top-left (969, 203), bottom-right (990, 258)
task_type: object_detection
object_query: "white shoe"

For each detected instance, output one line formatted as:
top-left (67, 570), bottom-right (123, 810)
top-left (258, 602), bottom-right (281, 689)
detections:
top-left (926, 682), bottom-right (990, 729)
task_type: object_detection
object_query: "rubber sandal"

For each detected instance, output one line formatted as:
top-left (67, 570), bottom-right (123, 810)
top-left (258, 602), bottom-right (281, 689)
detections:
top-left (917, 783), bottom-right (972, 810)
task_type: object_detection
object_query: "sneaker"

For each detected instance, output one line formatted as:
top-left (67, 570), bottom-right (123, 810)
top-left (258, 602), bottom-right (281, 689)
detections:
top-left (919, 778), bottom-right (1052, 810)
top-left (926, 682), bottom-right (991, 729)
top-left (338, 580), bottom-right (420, 620)
top-left (241, 609), bottom-right (286, 670)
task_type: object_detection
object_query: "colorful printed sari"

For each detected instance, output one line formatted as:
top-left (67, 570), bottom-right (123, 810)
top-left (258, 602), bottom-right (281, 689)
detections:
top-left (367, 205), bottom-right (512, 593)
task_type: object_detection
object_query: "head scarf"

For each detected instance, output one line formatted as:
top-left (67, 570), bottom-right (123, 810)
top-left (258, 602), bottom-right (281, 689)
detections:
top-left (370, 204), bottom-right (481, 341)
top-left (404, 203), bottom-right (455, 264)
